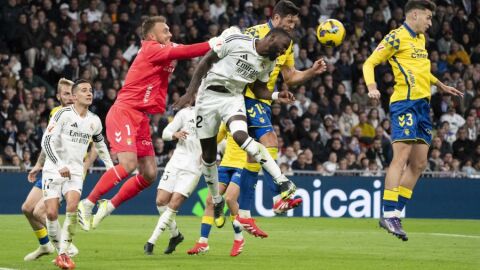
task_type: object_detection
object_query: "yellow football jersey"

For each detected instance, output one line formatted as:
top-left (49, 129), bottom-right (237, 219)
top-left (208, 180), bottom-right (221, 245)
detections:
top-left (244, 21), bottom-right (295, 105)
top-left (48, 106), bottom-right (63, 121)
top-left (217, 123), bottom-right (246, 169)
top-left (363, 23), bottom-right (438, 103)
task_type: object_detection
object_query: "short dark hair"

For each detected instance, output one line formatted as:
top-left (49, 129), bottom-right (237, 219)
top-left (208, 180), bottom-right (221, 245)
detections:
top-left (404, 0), bottom-right (436, 14)
top-left (272, 0), bottom-right (299, 17)
top-left (265, 27), bottom-right (292, 41)
top-left (141, 16), bottom-right (166, 39)
top-left (72, 79), bottom-right (91, 93)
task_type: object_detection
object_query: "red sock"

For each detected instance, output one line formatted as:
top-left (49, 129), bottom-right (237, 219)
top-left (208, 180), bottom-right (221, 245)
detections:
top-left (87, 164), bottom-right (129, 204)
top-left (110, 175), bottom-right (151, 208)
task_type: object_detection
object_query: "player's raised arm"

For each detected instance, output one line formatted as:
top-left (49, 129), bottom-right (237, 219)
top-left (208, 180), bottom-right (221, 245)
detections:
top-left (363, 37), bottom-right (396, 99)
top-left (174, 50), bottom-right (221, 109)
top-left (281, 57), bottom-right (327, 86)
top-left (162, 110), bottom-right (188, 141)
top-left (41, 109), bottom-right (68, 173)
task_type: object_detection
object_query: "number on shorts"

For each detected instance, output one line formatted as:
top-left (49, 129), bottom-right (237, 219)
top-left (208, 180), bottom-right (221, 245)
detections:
top-left (398, 113), bottom-right (413, 127)
top-left (43, 179), bottom-right (53, 190)
top-left (161, 173), bottom-right (169, 181)
top-left (125, 124), bottom-right (131, 136)
top-left (196, 115), bottom-right (203, 128)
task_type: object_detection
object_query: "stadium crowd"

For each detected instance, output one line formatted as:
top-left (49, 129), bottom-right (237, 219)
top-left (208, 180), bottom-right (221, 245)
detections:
top-left (0, 0), bottom-right (480, 177)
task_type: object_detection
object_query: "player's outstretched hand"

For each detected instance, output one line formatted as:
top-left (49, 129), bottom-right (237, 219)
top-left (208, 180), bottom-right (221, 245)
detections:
top-left (173, 130), bottom-right (189, 140)
top-left (28, 165), bottom-right (42, 183)
top-left (441, 84), bottom-right (464, 97)
top-left (58, 167), bottom-right (71, 179)
top-left (368, 89), bottom-right (381, 100)
top-left (311, 58), bottom-right (327, 75)
top-left (278, 91), bottom-right (295, 104)
top-left (174, 92), bottom-right (195, 110)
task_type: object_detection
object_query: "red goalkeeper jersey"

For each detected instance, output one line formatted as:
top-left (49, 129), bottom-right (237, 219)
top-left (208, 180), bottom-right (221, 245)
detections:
top-left (114, 40), bottom-right (210, 114)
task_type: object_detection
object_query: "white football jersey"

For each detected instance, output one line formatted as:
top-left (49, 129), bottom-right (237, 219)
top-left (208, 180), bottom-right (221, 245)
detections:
top-left (200, 34), bottom-right (275, 95)
top-left (42, 105), bottom-right (113, 176)
top-left (162, 107), bottom-right (202, 173)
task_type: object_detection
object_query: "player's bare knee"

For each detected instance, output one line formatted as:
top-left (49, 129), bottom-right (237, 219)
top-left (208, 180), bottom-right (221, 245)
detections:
top-left (232, 131), bottom-right (249, 146)
top-left (21, 202), bottom-right (34, 216)
top-left (412, 159), bottom-right (428, 173)
top-left (201, 152), bottom-right (216, 164)
top-left (141, 170), bottom-right (157, 183)
top-left (46, 209), bottom-right (58, 221)
top-left (168, 194), bottom-right (185, 210)
top-left (33, 205), bottom-right (45, 221)
top-left (156, 196), bottom-right (169, 207)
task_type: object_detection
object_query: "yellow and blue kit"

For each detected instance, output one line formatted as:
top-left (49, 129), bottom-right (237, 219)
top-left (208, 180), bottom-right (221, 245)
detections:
top-left (217, 123), bottom-right (246, 186)
top-left (363, 22), bottom-right (437, 145)
top-left (243, 20), bottom-right (295, 139)
top-left (34, 106), bottom-right (63, 188)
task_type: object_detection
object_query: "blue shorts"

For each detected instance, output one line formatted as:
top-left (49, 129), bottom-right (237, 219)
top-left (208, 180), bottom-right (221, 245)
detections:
top-left (34, 174), bottom-right (42, 189)
top-left (390, 98), bottom-right (432, 145)
top-left (245, 97), bottom-right (274, 140)
top-left (218, 166), bottom-right (242, 186)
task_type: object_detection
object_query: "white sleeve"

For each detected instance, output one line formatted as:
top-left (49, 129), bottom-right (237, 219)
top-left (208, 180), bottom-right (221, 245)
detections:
top-left (92, 117), bottom-right (114, 169)
top-left (162, 110), bottom-right (185, 141)
top-left (216, 35), bottom-right (242, 58)
top-left (41, 110), bottom-right (66, 168)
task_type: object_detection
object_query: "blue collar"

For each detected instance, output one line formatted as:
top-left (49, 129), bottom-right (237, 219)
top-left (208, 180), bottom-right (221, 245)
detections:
top-left (267, 19), bottom-right (274, 29)
top-left (403, 22), bottom-right (417, 38)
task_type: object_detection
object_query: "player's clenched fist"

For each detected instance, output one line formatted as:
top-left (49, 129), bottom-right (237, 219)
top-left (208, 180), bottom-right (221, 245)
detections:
top-left (367, 89), bottom-right (381, 100)
top-left (278, 91), bottom-right (295, 104)
top-left (58, 167), bottom-right (71, 179)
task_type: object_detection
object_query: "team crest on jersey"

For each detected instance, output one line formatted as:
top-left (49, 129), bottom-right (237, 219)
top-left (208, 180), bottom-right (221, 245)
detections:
top-left (404, 129), bottom-right (410, 135)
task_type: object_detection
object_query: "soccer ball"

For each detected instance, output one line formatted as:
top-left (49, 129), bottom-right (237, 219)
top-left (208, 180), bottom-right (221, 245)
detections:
top-left (316, 19), bottom-right (346, 47)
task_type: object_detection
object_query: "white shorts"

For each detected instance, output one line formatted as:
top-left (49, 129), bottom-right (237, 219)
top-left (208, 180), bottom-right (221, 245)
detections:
top-left (42, 172), bottom-right (83, 200)
top-left (157, 165), bottom-right (201, 198)
top-left (195, 89), bottom-right (246, 139)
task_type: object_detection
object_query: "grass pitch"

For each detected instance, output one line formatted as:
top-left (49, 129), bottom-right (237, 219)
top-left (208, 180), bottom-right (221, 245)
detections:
top-left (0, 215), bottom-right (479, 270)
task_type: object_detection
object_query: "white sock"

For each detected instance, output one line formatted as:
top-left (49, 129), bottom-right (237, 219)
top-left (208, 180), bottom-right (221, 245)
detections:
top-left (157, 205), bottom-right (179, 237)
top-left (201, 159), bottom-right (222, 203)
top-left (240, 138), bottom-right (283, 181)
top-left (84, 199), bottom-right (95, 208)
top-left (106, 201), bottom-right (116, 214)
top-left (148, 207), bottom-right (177, 244)
top-left (199, 237), bottom-right (208, 244)
top-left (46, 219), bottom-right (61, 252)
top-left (59, 212), bottom-right (77, 254)
top-left (238, 209), bottom-right (251, 218)
top-left (383, 211), bottom-right (396, 218)
top-left (393, 209), bottom-right (402, 218)
top-left (232, 219), bottom-right (244, 238)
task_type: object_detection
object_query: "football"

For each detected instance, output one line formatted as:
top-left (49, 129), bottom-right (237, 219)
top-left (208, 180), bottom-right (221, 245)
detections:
top-left (316, 19), bottom-right (346, 47)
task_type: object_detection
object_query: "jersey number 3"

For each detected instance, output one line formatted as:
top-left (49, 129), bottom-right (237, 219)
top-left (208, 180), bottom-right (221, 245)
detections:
top-left (398, 113), bottom-right (413, 127)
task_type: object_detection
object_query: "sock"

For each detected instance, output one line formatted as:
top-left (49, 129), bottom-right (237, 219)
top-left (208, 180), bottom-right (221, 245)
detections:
top-left (157, 205), bottom-right (178, 237)
top-left (231, 215), bottom-right (243, 240)
top-left (59, 212), bottom-right (77, 254)
top-left (87, 164), bottom-right (129, 204)
top-left (199, 216), bottom-right (214, 243)
top-left (46, 219), bottom-right (61, 251)
top-left (34, 227), bottom-right (50, 246)
top-left (383, 188), bottom-right (399, 218)
top-left (201, 159), bottom-right (221, 204)
top-left (148, 207), bottom-right (177, 244)
top-left (110, 174), bottom-right (151, 208)
top-left (395, 186), bottom-right (413, 216)
top-left (238, 209), bottom-right (251, 218)
top-left (240, 138), bottom-right (283, 182)
top-left (266, 146), bottom-right (282, 195)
